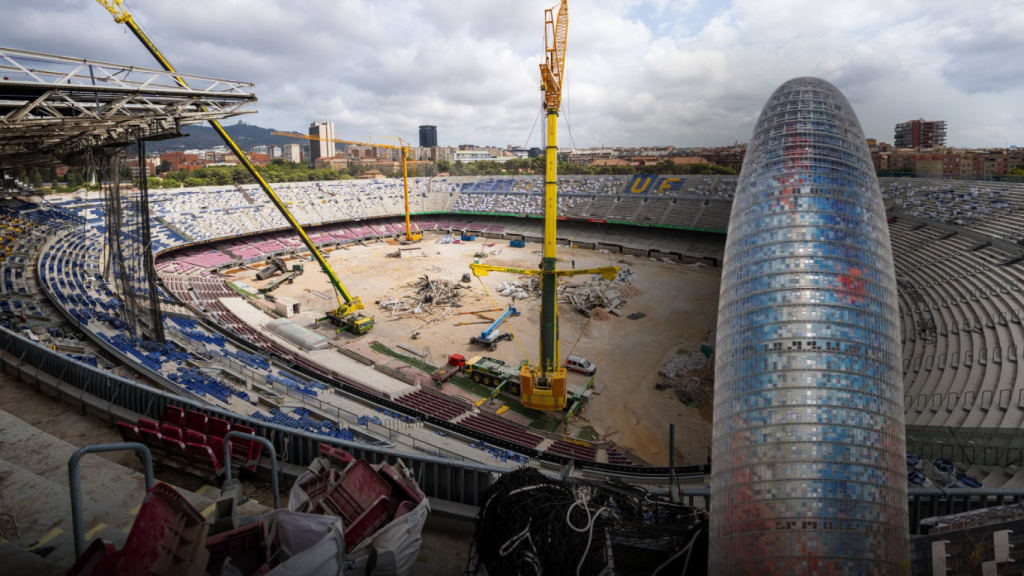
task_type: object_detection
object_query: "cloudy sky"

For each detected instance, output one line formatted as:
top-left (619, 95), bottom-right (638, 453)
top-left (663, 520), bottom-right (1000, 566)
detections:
top-left (6, 0), bottom-right (1023, 148)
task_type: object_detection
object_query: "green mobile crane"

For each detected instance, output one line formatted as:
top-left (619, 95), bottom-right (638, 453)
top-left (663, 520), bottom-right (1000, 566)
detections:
top-left (96, 0), bottom-right (373, 334)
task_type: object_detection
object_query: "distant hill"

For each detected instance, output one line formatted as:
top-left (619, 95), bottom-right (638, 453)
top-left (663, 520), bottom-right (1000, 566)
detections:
top-left (145, 121), bottom-right (305, 153)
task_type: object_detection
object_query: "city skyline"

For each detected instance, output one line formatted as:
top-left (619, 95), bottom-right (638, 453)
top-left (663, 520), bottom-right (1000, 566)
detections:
top-left (2, 1), bottom-right (1021, 149)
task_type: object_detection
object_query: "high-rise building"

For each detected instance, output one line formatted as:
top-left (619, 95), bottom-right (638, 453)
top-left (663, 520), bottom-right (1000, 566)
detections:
top-left (418, 125), bottom-right (437, 148)
top-left (282, 144), bottom-right (301, 164)
top-left (308, 121), bottom-right (336, 167)
top-left (894, 119), bottom-right (947, 149)
top-left (710, 77), bottom-right (908, 574)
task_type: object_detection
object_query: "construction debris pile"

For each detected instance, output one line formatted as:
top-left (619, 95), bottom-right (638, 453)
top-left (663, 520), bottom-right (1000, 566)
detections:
top-left (562, 269), bottom-right (641, 319)
top-left (469, 468), bottom-right (708, 576)
top-left (658, 351), bottom-right (714, 407)
top-left (289, 444), bottom-right (429, 573)
top-left (496, 277), bottom-right (541, 300)
top-left (661, 351), bottom-right (708, 378)
top-left (377, 275), bottom-right (470, 326)
top-left (435, 234), bottom-right (459, 244)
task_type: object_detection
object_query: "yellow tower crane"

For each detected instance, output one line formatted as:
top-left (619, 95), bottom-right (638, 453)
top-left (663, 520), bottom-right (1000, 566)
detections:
top-left (271, 132), bottom-right (422, 242)
top-left (95, 0), bottom-right (374, 334)
top-left (470, 0), bottom-right (618, 412)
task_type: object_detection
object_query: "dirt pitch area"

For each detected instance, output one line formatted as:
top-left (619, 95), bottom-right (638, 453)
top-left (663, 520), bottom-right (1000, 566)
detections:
top-left (228, 232), bottom-right (720, 466)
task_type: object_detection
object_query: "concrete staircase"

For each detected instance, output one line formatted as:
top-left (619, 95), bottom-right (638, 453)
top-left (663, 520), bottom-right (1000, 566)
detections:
top-left (0, 408), bottom-right (269, 572)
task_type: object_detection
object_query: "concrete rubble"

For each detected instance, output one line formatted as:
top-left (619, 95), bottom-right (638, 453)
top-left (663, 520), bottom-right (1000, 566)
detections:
top-left (377, 275), bottom-right (470, 319)
top-left (561, 268), bottom-right (642, 318)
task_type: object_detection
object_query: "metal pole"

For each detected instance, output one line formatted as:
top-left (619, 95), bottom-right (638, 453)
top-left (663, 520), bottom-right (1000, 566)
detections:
top-left (69, 443), bottom-right (153, 559)
top-left (223, 431), bottom-right (279, 510)
top-left (669, 422), bottom-right (679, 503)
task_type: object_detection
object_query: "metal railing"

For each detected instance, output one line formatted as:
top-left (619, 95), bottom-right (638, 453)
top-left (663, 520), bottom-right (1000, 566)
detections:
top-left (223, 431), bottom-right (279, 510)
top-left (68, 443), bottom-right (153, 559)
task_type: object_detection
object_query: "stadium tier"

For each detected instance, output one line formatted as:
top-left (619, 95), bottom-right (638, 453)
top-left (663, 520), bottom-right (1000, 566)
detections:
top-left (21, 173), bottom-right (1024, 483)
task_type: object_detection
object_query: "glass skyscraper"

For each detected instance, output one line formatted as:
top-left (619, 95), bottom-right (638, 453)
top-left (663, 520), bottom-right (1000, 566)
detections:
top-left (710, 77), bottom-right (909, 574)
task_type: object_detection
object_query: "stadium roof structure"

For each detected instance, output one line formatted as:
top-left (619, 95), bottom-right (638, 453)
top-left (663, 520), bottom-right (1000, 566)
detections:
top-left (0, 47), bottom-right (257, 170)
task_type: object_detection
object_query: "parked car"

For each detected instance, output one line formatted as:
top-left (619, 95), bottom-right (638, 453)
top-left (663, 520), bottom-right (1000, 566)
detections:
top-left (565, 355), bottom-right (596, 376)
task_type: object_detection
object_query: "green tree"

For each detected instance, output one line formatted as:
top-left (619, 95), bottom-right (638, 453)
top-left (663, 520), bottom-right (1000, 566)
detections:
top-left (183, 177), bottom-right (207, 188)
top-left (161, 178), bottom-right (180, 189)
top-left (31, 169), bottom-right (43, 189)
top-left (156, 160), bottom-right (172, 174)
top-left (435, 160), bottom-right (450, 174)
top-left (48, 167), bottom-right (59, 182)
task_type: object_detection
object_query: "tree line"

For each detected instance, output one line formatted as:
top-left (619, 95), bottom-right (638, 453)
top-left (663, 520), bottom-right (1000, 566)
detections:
top-left (20, 156), bottom-right (737, 194)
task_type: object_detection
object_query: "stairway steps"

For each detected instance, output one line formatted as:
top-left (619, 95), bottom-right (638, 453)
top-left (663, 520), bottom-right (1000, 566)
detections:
top-left (0, 540), bottom-right (66, 576)
top-left (0, 408), bottom-right (271, 570)
top-left (0, 458), bottom-right (135, 569)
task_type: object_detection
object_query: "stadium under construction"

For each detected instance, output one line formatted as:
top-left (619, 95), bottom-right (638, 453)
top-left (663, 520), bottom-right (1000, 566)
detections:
top-left (1, 1), bottom-right (1024, 575)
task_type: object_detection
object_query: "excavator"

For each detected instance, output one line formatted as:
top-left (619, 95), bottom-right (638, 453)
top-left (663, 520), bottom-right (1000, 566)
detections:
top-left (469, 0), bottom-right (618, 411)
top-left (272, 132), bottom-right (423, 243)
top-left (95, 0), bottom-right (373, 334)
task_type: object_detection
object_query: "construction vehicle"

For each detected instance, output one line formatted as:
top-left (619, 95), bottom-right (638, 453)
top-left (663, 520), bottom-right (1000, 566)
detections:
top-left (273, 132), bottom-right (423, 243)
top-left (469, 0), bottom-right (617, 411)
top-left (430, 353), bottom-right (466, 383)
top-left (463, 356), bottom-right (525, 396)
top-left (469, 306), bottom-right (520, 351)
top-left (96, 0), bottom-right (373, 334)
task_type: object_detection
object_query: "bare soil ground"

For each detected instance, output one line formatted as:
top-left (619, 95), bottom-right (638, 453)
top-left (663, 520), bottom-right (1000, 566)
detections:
top-left (229, 233), bottom-right (721, 465)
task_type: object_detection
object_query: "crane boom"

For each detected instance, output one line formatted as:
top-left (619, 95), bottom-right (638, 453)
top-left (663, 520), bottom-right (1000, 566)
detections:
top-left (273, 132), bottom-right (422, 242)
top-left (95, 0), bottom-right (369, 325)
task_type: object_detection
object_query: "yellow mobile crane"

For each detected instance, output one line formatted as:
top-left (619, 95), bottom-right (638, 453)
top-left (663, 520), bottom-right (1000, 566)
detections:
top-left (95, 0), bottom-right (373, 334)
top-left (470, 0), bottom-right (618, 411)
top-left (271, 132), bottom-right (422, 242)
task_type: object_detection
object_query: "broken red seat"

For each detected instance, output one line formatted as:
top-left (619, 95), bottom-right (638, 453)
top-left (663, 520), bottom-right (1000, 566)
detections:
top-left (186, 443), bottom-right (223, 477)
top-left (160, 436), bottom-right (192, 468)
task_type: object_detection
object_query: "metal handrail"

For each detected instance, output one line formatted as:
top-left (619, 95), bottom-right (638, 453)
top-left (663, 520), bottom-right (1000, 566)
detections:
top-left (223, 431), bottom-right (279, 510)
top-left (69, 443), bottom-right (153, 558)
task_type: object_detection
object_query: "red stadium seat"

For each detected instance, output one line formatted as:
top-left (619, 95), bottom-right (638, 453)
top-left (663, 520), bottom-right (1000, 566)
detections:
top-left (137, 418), bottom-right (159, 432)
top-left (183, 429), bottom-right (206, 445)
top-left (139, 428), bottom-right (166, 458)
top-left (160, 424), bottom-right (183, 443)
top-left (207, 417), bottom-right (231, 439)
top-left (161, 437), bottom-right (191, 467)
top-left (161, 405), bottom-right (185, 428)
top-left (185, 410), bottom-right (208, 433)
top-left (116, 422), bottom-right (141, 444)
top-left (185, 443), bottom-right (223, 476)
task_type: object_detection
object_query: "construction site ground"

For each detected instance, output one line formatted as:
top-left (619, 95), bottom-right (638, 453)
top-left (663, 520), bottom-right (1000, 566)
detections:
top-left (232, 232), bottom-right (722, 466)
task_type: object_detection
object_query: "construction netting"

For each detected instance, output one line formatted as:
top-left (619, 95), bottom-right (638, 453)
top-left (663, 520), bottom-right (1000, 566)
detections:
top-left (468, 468), bottom-right (708, 576)
top-left (265, 318), bottom-right (329, 351)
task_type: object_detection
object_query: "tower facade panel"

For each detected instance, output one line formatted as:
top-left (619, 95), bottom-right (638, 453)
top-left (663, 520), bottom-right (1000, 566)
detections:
top-left (710, 77), bottom-right (909, 574)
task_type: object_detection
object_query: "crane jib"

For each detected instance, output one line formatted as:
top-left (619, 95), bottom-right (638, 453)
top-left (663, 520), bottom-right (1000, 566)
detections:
top-left (102, 4), bottom-right (357, 314)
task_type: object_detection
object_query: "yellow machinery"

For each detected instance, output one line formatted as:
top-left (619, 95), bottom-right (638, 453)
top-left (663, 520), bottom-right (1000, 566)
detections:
top-left (95, 0), bottom-right (373, 333)
top-left (273, 132), bottom-right (422, 243)
top-left (470, 0), bottom-right (617, 411)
